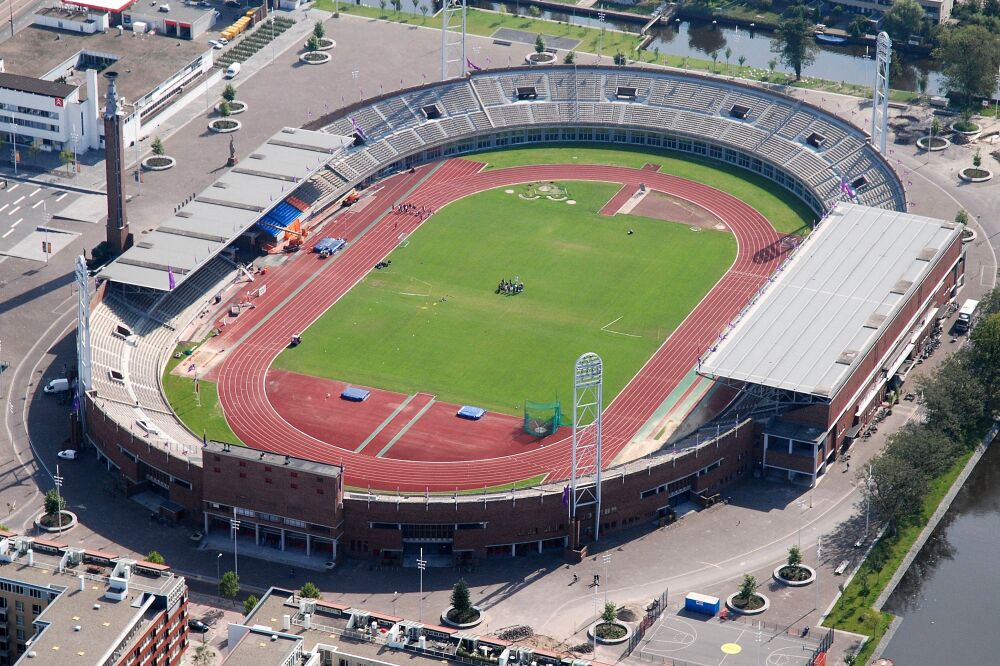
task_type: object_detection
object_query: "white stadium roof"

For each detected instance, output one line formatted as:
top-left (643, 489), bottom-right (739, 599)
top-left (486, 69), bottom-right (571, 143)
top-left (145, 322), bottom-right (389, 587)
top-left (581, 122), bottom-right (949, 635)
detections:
top-left (700, 203), bottom-right (961, 399)
top-left (98, 128), bottom-right (352, 291)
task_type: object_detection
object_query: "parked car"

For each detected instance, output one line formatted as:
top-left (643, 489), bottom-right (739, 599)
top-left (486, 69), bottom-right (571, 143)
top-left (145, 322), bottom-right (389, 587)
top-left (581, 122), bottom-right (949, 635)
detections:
top-left (136, 419), bottom-right (161, 435)
top-left (188, 619), bottom-right (210, 633)
top-left (43, 378), bottom-right (70, 394)
top-left (56, 449), bottom-right (78, 460)
top-left (209, 39), bottom-right (224, 49)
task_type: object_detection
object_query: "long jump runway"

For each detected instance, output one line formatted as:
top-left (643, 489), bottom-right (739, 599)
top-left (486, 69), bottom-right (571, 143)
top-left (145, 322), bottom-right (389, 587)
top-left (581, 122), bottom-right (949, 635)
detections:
top-left (216, 160), bottom-right (791, 491)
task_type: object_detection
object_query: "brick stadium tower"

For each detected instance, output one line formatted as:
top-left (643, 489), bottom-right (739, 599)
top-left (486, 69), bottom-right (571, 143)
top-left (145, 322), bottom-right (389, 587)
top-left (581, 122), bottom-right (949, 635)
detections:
top-left (103, 71), bottom-right (132, 256)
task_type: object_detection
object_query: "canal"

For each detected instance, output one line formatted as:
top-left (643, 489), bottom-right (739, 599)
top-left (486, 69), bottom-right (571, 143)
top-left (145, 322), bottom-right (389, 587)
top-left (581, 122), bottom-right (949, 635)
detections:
top-left (881, 442), bottom-right (1000, 664)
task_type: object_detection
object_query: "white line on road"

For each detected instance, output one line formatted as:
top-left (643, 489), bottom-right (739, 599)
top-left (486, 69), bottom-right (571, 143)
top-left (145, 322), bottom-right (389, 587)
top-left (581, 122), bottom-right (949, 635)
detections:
top-left (7, 206), bottom-right (19, 216)
top-left (28, 187), bottom-right (40, 197)
top-left (55, 192), bottom-right (68, 202)
top-left (0, 204), bottom-right (9, 215)
top-left (31, 200), bottom-right (42, 209)
top-left (7, 184), bottom-right (18, 192)
top-left (1, 228), bottom-right (13, 238)
top-left (11, 218), bottom-right (22, 228)
top-left (12, 196), bottom-right (24, 205)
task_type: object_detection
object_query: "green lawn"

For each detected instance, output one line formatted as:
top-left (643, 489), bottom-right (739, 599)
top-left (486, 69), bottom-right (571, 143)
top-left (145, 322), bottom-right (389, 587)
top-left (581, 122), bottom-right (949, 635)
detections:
top-left (273, 181), bottom-right (735, 415)
top-left (162, 344), bottom-right (242, 444)
top-left (822, 450), bottom-right (974, 664)
top-left (322, 4), bottom-right (642, 55)
top-left (467, 145), bottom-right (814, 236)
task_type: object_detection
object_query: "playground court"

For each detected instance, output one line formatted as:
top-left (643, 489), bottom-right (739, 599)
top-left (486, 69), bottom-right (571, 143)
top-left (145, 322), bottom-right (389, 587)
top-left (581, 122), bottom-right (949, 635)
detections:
top-left (636, 610), bottom-right (828, 666)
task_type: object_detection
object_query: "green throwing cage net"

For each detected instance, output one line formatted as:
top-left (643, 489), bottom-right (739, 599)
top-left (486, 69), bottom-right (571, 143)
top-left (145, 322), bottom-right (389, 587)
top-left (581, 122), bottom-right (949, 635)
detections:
top-left (524, 400), bottom-right (561, 437)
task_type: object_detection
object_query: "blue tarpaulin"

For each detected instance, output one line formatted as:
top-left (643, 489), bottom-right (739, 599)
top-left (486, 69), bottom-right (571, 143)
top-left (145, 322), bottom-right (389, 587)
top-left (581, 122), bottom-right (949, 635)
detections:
top-left (457, 406), bottom-right (486, 420)
top-left (341, 387), bottom-right (370, 402)
top-left (256, 201), bottom-right (301, 238)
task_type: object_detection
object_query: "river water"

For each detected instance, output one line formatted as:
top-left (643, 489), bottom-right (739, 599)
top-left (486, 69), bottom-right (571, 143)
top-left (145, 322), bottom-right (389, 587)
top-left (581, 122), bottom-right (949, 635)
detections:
top-left (881, 442), bottom-right (1000, 664)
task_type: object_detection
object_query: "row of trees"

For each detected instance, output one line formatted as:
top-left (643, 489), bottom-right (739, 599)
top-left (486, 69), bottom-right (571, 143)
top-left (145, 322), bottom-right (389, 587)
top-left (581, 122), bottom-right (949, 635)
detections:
top-left (862, 286), bottom-right (1000, 533)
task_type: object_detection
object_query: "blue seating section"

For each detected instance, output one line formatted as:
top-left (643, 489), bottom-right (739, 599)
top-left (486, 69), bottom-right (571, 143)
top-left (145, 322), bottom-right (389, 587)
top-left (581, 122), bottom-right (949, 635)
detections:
top-left (256, 201), bottom-right (301, 238)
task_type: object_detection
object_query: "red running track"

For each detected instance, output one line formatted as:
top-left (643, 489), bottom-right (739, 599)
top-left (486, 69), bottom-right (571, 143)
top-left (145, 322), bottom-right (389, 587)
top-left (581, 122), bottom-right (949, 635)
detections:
top-left (216, 160), bottom-right (788, 491)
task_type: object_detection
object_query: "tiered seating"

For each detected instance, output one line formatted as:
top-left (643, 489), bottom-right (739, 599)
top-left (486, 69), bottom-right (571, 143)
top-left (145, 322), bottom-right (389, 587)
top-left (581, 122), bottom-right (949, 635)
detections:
top-left (776, 111), bottom-right (815, 141)
top-left (439, 83), bottom-right (479, 115)
top-left (720, 123), bottom-right (768, 152)
top-left (292, 179), bottom-right (331, 207)
top-left (604, 73), bottom-right (651, 101)
top-left (487, 105), bottom-right (533, 128)
top-left (820, 135), bottom-right (865, 165)
top-left (623, 105), bottom-right (675, 129)
top-left (472, 77), bottom-right (508, 107)
top-left (350, 105), bottom-right (391, 140)
top-left (440, 115), bottom-right (475, 138)
top-left (498, 72), bottom-right (550, 100)
top-left (375, 97), bottom-right (420, 131)
top-left (753, 104), bottom-right (793, 134)
top-left (530, 103), bottom-right (561, 124)
top-left (549, 71), bottom-right (602, 101)
top-left (344, 149), bottom-right (380, 176)
top-left (468, 111), bottom-right (493, 131)
top-left (595, 103), bottom-right (624, 125)
top-left (756, 137), bottom-right (801, 166)
top-left (718, 90), bottom-right (770, 122)
top-left (415, 122), bottom-right (447, 144)
top-left (386, 129), bottom-right (424, 156)
top-left (364, 140), bottom-right (398, 165)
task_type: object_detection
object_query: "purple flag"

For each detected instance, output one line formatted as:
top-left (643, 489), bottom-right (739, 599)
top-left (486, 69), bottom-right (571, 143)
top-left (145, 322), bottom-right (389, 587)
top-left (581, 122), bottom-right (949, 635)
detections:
top-left (466, 58), bottom-right (482, 72)
top-left (561, 485), bottom-right (570, 506)
top-left (350, 116), bottom-right (369, 142)
top-left (167, 266), bottom-right (176, 290)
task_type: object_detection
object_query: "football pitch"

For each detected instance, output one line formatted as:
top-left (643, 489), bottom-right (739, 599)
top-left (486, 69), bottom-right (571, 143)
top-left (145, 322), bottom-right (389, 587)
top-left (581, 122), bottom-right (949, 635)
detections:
top-left (272, 180), bottom-right (736, 415)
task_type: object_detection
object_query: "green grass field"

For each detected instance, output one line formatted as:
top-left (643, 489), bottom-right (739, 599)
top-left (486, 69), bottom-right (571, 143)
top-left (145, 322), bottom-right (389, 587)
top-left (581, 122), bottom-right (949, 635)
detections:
top-left (467, 145), bottom-right (815, 236)
top-left (273, 181), bottom-right (735, 414)
top-left (162, 344), bottom-right (242, 444)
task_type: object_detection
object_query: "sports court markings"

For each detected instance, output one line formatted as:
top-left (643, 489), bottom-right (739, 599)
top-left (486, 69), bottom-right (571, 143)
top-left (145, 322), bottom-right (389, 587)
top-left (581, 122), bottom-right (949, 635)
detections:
top-left (377, 395), bottom-right (436, 457)
top-left (354, 393), bottom-right (417, 453)
top-left (600, 315), bottom-right (642, 338)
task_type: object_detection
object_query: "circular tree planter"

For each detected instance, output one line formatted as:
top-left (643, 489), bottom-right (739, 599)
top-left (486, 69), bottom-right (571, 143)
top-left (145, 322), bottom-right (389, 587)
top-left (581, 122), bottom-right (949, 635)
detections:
top-left (316, 38), bottom-right (336, 51)
top-left (208, 119), bottom-right (241, 133)
top-left (773, 564), bottom-right (816, 587)
top-left (951, 121), bottom-right (981, 141)
top-left (587, 621), bottom-right (632, 645)
top-left (916, 136), bottom-right (949, 152)
top-left (300, 51), bottom-right (331, 65)
top-left (725, 592), bottom-right (770, 615)
top-left (959, 167), bottom-right (993, 182)
top-left (217, 101), bottom-right (247, 115)
top-left (440, 605), bottom-right (483, 629)
top-left (525, 52), bottom-right (556, 66)
top-left (141, 155), bottom-right (176, 171)
top-left (962, 227), bottom-right (977, 243)
top-left (35, 510), bottom-right (78, 533)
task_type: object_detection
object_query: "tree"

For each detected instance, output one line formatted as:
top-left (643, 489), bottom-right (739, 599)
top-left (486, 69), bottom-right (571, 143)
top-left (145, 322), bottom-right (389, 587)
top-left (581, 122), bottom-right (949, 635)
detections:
top-left (145, 550), bottom-right (166, 565)
top-left (313, 20), bottom-right (325, 39)
top-left (391, 0), bottom-right (402, 14)
top-left (866, 450), bottom-right (928, 532)
top-left (916, 351), bottom-right (984, 440)
top-left (973, 148), bottom-right (983, 168)
top-left (737, 54), bottom-right (747, 72)
top-left (150, 137), bottom-right (165, 156)
top-left (193, 645), bottom-right (215, 666)
top-left (378, 0), bottom-right (387, 16)
top-left (931, 117), bottom-right (941, 138)
top-left (420, 4), bottom-right (428, 22)
top-left (847, 15), bottom-right (869, 38)
top-left (613, 52), bottom-right (627, 66)
top-left (881, 0), bottom-right (925, 43)
top-left (883, 424), bottom-right (960, 479)
top-left (652, 45), bottom-right (660, 63)
top-left (917, 72), bottom-right (929, 99)
top-left (306, 35), bottom-right (320, 51)
top-left (710, 50), bottom-right (719, 71)
top-left (534, 33), bottom-right (545, 54)
top-left (986, 0), bottom-right (1000, 17)
top-left (563, 50), bottom-right (575, 64)
top-left (219, 571), bottom-right (240, 603)
top-left (222, 84), bottom-right (237, 102)
top-left (787, 545), bottom-right (803, 568)
top-left (44, 489), bottom-right (65, 517)
top-left (219, 101), bottom-right (232, 117)
top-left (300, 582), bottom-right (321, 599)
top-left (771, 8), bottom-right (817, 80)
top-left (955, 209), bottom-right (970, 226)
top-left (411, 0), bottom-right (419, 13)
top-left (934, 25), bottom-right (1000, 109)
top-left (601, 601), bottom-right (617, 623)
top-left (767, 57), bottom-right (778, 78)
top-left (724, 46), bottom-right (732, 73)
top-left (737, 574), bottom-right (758, 602)
top-left (243, 594), bottom-right (259, 616)
top-left (451, 579), bottom-right (472, 616)
top-left (527, 4), bottom-right (541, 17)
top-left (59, 148), bottom-right (74, 173)
top-left (969, 312), bottom-right (1000, 414)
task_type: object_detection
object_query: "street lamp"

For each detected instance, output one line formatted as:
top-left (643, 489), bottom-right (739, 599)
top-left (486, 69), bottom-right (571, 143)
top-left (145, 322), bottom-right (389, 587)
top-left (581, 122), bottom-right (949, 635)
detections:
top-left (417, 549), bottom-right (427, 623)
top-left (392, 591), bottom-right (399, 617)
top-left (598, 11), bottom-right (606, 61)
top-left (216, 552), bottom-right (222, 582)
top-left (54, 466), bottom-right (64, 529)
top-left (797, 499), bottom-right (805, 549)
top-left (601, 553), bottom-right (611, 605)
top-left (863, 466), bottom-right (877, 542)
top-left (230, 517), bottom-right (241, 579)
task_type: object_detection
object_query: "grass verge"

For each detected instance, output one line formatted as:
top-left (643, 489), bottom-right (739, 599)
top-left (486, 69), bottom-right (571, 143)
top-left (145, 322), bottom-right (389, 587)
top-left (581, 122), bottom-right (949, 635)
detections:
top-left (347, 474), bottom-right (548, 495)
top-left (822, 449), bottom-right (974, 663)
top-left (467, 144), bottom-right (814, 235)
top-left (162, 343), bottom-right (242, 444)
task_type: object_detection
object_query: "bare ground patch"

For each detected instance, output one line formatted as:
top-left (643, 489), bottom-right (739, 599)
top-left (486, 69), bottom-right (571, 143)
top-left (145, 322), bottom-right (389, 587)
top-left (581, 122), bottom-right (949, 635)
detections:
top-left (630, 191), bottom-right (728, 232)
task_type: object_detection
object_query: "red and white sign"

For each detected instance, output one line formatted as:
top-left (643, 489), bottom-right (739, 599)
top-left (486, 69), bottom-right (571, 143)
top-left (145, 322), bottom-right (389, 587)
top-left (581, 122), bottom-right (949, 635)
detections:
top-left (54, 98), bottom-right (64, 107)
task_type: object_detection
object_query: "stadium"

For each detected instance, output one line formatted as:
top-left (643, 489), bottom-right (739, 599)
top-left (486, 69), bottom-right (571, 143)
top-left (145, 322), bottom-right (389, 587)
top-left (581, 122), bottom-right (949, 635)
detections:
top-left (78, 65), bottom-right (965, 566)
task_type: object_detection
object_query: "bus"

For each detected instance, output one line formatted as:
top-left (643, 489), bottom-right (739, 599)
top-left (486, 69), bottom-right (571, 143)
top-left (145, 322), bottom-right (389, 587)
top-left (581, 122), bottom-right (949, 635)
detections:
top-left (955, 299), bottom-right (979, 333)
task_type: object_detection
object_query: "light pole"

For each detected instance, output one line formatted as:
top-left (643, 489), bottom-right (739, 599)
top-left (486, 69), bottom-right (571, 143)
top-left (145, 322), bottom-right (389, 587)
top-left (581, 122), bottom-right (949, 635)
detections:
top-left (8, 0), bottom-right (13, 38)
top-left (417, 548), bottom-right (427, 622)
top-left (70, 130), bottom-right (78, 174)
top-left (602, 553), bottom-right (611, 605)
top-left (598, 11), bottom-right (606, 61)
top-left (231, 517), bottom-right (240, 579)
top-left (216, 552), bottom-right (222, 583)
top-left (9, 121), bottom-right (17, 176)
top-left (54, 466), bottom-right (64, 530)
top-left (392, 591), bottom-right (399, 617)
top-left (42, 200), bottom-right (49, 264)
top-left (797, 499), bottom-right (805, 549)
top-left (863, 466), bottom-right (876, 541)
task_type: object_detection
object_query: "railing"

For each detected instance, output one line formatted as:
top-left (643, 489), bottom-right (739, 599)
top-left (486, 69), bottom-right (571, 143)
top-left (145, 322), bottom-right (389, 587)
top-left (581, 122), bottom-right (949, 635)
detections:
top-left (625, 588), bottom-right (668, 655)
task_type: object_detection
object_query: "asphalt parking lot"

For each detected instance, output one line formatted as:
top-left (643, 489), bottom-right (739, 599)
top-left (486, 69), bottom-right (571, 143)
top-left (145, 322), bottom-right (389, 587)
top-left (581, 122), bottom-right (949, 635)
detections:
top-left (0, 180), bottom-right (90, 262)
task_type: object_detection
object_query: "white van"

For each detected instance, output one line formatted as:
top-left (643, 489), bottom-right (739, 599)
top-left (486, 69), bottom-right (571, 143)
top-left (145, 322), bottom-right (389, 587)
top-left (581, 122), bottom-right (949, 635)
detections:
top-left (43, 378), bottom-right (70, 394)
top-left (225, 62), bottom-right (241, 79)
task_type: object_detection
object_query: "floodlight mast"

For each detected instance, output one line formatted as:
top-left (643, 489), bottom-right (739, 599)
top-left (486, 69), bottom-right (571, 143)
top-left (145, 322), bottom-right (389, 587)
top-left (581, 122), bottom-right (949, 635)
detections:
top-left (570, 352), bottom-right (603, 547)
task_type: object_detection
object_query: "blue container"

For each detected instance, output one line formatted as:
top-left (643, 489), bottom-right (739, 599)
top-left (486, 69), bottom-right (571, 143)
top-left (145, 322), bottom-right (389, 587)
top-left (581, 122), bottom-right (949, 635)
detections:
top-left (684, 592), bottom-right (721, 615)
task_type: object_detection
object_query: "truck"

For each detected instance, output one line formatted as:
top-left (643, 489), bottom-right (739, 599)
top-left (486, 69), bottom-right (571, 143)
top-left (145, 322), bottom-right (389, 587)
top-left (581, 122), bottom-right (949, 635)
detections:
top-left (225, 62), bottom-right (241, 79)
top-left (43, 378), bottom-right (70, 394)
top-left (954, 299), bottom-right (979, 334)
